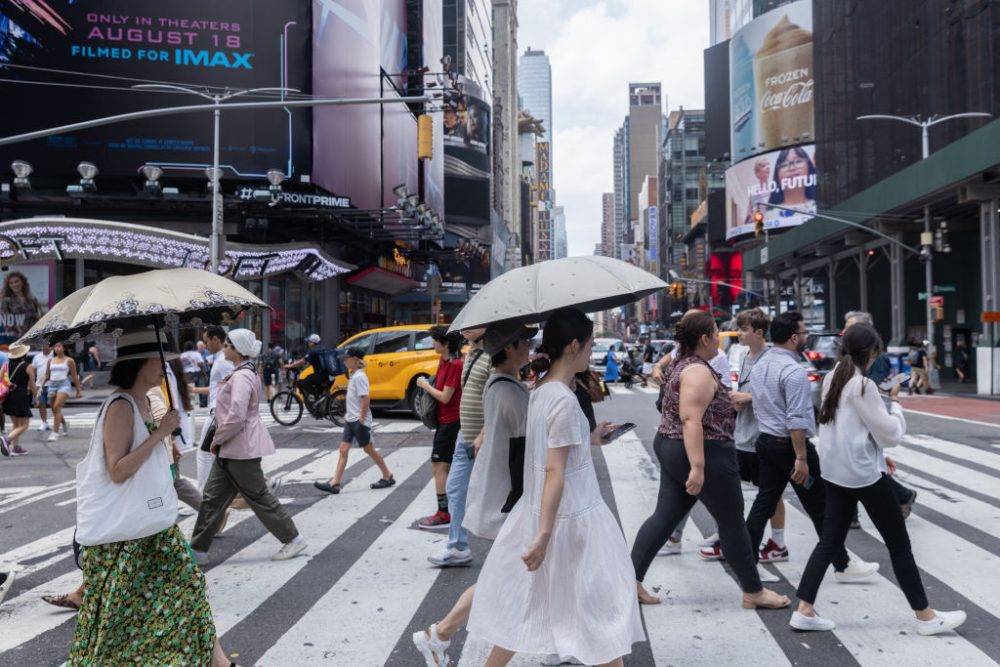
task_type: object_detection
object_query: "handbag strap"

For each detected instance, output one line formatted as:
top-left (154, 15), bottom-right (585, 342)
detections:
top-left (462, 349), bottom-right (486, 387)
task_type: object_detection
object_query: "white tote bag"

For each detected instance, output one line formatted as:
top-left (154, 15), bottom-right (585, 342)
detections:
top-left (75, 393), bottom-right (178, 547)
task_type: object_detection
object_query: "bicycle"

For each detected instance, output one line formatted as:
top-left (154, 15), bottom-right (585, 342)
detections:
top-left (269, 367), bottom-right (347, 427)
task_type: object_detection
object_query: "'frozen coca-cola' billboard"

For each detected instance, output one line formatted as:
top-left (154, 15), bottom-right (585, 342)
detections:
top-left (725, 144), bottom-right (817, 240)
top-left (729, 0), bottom-right (813, 161)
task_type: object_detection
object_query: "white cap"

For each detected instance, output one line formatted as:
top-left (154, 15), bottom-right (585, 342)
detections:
top-left (306, 334), bottom-right (321, 344)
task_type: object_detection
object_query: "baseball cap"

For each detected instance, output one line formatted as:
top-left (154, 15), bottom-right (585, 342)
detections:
top-left (305, 334), bottom-right (321, 344)
top-left (483, 322), bottom-right (537, 357)
top-left (345, 347), bottom-right (366, 360)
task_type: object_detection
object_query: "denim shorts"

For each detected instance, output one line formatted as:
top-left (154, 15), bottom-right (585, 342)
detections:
top-left (342, 421), bottom-right (372, 447)
top-left (46, 379), bottom-right (72, 398)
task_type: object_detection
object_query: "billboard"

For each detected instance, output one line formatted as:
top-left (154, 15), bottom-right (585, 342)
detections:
top-left (725, 144), bottom-right (817, 240)
top-left (730, 0), bottom-right (813, 162)
top-left (0, 1), bottom-right (312, 178)
top-left (0, 263), bottom-right (55, 345)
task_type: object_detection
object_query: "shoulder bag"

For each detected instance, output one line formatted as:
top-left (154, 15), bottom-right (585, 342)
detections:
top-left (417, 375), bottom-right (439, 430)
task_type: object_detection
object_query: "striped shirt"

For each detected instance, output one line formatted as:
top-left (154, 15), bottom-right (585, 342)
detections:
top-left (459, 346), bottom-right (492, 442)
top-left (747, 346), bottom-right (815, 438)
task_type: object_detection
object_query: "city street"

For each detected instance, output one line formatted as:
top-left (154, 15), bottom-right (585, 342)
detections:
top-left (2, 389), bottom-right (999, 666)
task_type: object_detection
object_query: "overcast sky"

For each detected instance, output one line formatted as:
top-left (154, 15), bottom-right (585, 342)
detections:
top-left (518, 0), bottom-right (709, 257)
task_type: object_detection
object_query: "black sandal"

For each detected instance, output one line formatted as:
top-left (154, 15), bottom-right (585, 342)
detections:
top-left (370, 476), bottom-right (395, 490)
top-left (313, 481), bottom-right (341, 495)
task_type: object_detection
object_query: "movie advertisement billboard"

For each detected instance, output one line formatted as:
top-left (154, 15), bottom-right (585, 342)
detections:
top-left (729, 0), bottom-right (813, 161)
top-left (725, 144), bottom-right (817, 240)
top-left (0, 1), bottom-right (312, 179)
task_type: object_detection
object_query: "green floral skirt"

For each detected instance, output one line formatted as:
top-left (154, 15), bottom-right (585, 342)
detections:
top-left (69, 525), bottom-right (215, 666)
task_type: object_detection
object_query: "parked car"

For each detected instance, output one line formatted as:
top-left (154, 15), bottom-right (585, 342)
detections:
top-left (591, 338), bottom-right (626, 371)
top-left (331, 325), bottom-right (442, 417)
top-left (804, 331), bottom-right (840, 371)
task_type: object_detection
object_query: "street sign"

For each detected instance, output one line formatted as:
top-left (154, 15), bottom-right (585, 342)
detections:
top-left (982, 311), bottom-right (1000, 323)
top-left (934, 284), bottom-right (957, 293)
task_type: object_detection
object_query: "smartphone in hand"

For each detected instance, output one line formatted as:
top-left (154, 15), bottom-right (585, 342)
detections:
top-left (603, 422), bottom-right (637, 443)
top-left (879, 373), bottom-right (910, 392)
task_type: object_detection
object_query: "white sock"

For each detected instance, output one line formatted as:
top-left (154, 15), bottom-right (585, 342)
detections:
top-left (771, 528), bottom-right (785, 548)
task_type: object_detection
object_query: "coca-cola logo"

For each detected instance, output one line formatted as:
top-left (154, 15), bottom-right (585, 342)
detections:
top-left (760, 79), bottom-right (813, 113)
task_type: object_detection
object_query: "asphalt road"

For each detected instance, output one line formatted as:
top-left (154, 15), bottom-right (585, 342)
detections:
top-left (2, 387), bottom-right (999, 666)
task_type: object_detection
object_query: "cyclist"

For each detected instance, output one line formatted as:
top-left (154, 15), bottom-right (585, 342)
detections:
top-left (283, 334), bottom-right (333, 397)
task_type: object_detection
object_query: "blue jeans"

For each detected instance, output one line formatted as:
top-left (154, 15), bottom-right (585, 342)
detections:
top-left (446, 436), bottom-right (475, 552)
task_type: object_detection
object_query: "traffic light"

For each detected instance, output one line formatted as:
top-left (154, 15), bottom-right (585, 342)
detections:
top-left (418, 114), bottom-right (433, 160)
top-left (753, 209), bottom-right (765, 237)
top-left (668, 281), bottom-right (686, 300)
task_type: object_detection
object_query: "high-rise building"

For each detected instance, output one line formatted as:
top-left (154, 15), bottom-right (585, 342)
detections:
top-left (600, 192), bottom-right (615, 256)
top-left (519, 46), bottom-right (554, 258)
top-left (518, 110), bottom-right (545, 265)
top-left (492, 0), bottom-right (520, 273)
top-left (627, 82), bottom-right (664, 237)
top-left (552, 205), bottom-right (567, 258)
top-left (659, 108), bottom-right (706, 271)
top-left (612, 122), bottom-right (629, 258)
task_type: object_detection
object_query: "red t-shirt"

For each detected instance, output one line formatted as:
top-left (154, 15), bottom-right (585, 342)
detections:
top-left (434, 357), bottom-right (463, 424)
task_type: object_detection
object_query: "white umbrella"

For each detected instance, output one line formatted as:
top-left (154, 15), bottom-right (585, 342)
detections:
top-left (448, 256), bottom-right (667, 332)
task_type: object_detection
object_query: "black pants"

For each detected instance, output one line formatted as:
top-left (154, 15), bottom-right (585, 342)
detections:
top-left (746, 434), bottom-right (850, 571)
top-left (798, 475), bottom-right (928, 610)
top-left (631, 435), bottom-right (762, 594)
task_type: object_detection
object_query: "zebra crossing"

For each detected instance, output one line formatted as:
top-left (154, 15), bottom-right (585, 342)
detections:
top-left (2, 427), bottom-right (999, 665)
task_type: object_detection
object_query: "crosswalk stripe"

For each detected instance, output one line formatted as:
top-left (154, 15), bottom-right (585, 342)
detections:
top-left (636, 385), bottom-right (660, 395)
top-left (608, 385), bottom-right (633, 395)
top-left (0, 481), bottom-right (74, 509)
top-left (601, 434), bottom-right (790, 665)
top-left (904, 434), bottom-right (1000, 473)
top-left (258, 475), bottom-right (440, 664)
top-left (890, 446), bottom-right (999, 500)
top-left (210, 447), bottom-right (431, 636)
top-left (772, 499), bottom-right (994, 664)
top-left (893, 468), bottom-right (1000, 538)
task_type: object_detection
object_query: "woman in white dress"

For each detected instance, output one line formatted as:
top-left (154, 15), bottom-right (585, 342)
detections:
top-left (467, 307), bottom-right (644, 667)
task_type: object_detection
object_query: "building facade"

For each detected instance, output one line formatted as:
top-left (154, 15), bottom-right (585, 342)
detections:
top-left (627, 83), bottom-right (664, 242)
top-left (600, 192), bottom-right (615, 257)
top-left (612, 123), bottom-right (629, 259)
top-left (552, 205), bottom-right (567, 259)
top-left (491, 0), bottom-right (521, 273)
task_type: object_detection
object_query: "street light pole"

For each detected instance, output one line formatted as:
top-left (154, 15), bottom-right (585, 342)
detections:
top-left (857, 112), bottom-right (992, 389)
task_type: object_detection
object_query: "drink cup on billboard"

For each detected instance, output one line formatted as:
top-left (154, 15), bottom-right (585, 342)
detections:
top-left (754, 15), bottom-right (813, 151)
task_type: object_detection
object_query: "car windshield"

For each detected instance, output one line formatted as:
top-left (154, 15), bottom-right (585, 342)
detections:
top-left (592, 341), bottom-right (614, 353)
top-left (809, 335), bottom-right (840, 356)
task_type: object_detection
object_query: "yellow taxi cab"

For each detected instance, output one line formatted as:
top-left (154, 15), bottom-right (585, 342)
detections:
top-left (332, 324), bottom-right (442, 416)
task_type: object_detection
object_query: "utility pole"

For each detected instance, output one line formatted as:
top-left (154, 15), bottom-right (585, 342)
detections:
top-left (857, 112), bottom-right (992, 389)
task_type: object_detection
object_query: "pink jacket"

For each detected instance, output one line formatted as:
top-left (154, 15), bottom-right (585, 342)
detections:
top-left (213, 365), bottom-right (275, 460)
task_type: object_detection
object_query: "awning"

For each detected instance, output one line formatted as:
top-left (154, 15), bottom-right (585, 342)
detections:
top-left (0, 217), bottom-right (354, 281)
top-left (345, 266), bottom-right (419, 296)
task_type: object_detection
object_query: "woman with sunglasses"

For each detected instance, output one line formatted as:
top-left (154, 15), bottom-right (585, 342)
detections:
top-left (190, 329), bottom-right (307, 562)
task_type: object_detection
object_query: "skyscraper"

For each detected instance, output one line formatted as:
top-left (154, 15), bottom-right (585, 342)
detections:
top-left (612, 122), bottom-right (628, 259)
top-left (627, 82), bottom-right (663, 234)
top-left (518, 48), bottom-right (553, 161)
top-left (600, 192), bottom-right (614, 256)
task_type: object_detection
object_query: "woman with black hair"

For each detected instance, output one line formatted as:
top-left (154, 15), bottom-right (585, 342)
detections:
top-left (791, 324), bottom-right (966, 636)
top-left (415, 325), bottom-right (465, 529)
top-left (630, 311), bottom-right (789, 610)
top-left (768, 146), bottom-right (817, 212)
top-left (466, 307), bottom-right (642, 667)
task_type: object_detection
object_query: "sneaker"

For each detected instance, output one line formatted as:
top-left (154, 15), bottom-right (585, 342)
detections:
top-left (759, 538), bottom-right (789, 563)
top-left (0, 435), bottom-right (9, 457)
top-left (657, 538), bottom-right (682, 556)
top-left (36, 422), bottom-right (50, 432)
top-left (61, 422), bottom-right (70, 435)
top-left (900, 490), bottom-right (918, 519)
top-left (915, 609), bottom-right (967, 636)
top-left (267, 476), bottom-right (284, 496)
top-left (428, 547), bottom-right (473, 568)
top-left (757, 564), bottom-right (780, 583)
top-left (370, 476), bottom-right (396, 490)
top-left (272, 538), bottom-right (307, 561)
top-left (790, 610), bottom-right (836, 632)
top-left (412, 624), bottom-right (450, 667)
top-left (47, 432), bottom-right (60, 443)
top-left (699, 532), bottom-right (720, 547)
top-left (417, 511), bottom-right (451, 529)
top-left (0, 571), bottom-right (14, 607)
top-left (313, 481), bottom-right (341, 494)
top-left (835, 558), bottom-right (880, 583)
top-left (699, 541), bottom-right (724, 561)
top-left (10, 445), bottom-right (28, 457)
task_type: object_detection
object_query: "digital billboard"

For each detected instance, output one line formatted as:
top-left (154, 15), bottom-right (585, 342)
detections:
top-left (729, 0), bottom-right (813, 161)
top-left (725, 144), bottom-right (817, 240)
top-left (0, 1), bottom-right (312, 179)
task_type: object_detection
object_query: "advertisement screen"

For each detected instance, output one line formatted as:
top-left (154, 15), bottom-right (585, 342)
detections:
top-left (0, 263), bottom-right (54, 345)
top-left (729, 0), bottom-right (813, 162)
top-left (0, 1), bottom-right (312, 179)
top-left (725, 144), bottom-right (817, 240)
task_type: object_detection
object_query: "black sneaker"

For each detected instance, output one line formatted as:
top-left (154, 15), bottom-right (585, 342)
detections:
top-left (900, 490), bottom-right (918, 519)
top-left (370, 476), bottom-right (395, 490)
top-left (314, 481), bottom-right (341, 494)
top-left (0, 435), bottom-right (9, 457)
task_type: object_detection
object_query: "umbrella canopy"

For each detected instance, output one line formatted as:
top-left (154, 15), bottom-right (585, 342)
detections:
top-left (16, 267), bottom-right (265, 347)
top-left (448, 256), bottom-right (667, 332)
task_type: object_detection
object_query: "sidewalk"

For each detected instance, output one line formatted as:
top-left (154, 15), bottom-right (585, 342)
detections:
top-left (898, 393), bottom-right (1000, 425)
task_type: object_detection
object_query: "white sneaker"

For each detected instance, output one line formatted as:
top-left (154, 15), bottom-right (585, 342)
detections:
top-left (0, 571), bottom-right (15, 606)
top-left (412, 624), bottom-right (450, 667)
top-left (272, 538), bottom-right (307, 561)
top-left (757, 564), bottom-right (780, 583)
top-left (36, 423), bottom-right (49, 432)
top-left (267, 476), bottom-right (284, 496)
top-left (916, 609), bottom-right (967, 636)
top-left (428, 547), bottom-right (473, 567)
top-left (835, 558), bottom-right (880, 582)
top-left (790, 610), bottom-right (836, 632)
top-left (47, 432), bottom-right (60, 443)
top-left (699, 532), bottom-right (719, 548)
top-left (657, 538), bottom-right (682, 556)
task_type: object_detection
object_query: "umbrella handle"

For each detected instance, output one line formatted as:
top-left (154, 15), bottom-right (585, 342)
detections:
top-left (152, 316), bottom-right (184, 441)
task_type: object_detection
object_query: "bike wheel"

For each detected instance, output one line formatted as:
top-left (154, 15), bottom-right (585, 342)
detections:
top-left (327, 389), bottom-right (347, 427)
top-left (270, 391), bottom-right (304, 426)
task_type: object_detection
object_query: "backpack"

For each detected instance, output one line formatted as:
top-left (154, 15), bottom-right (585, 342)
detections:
top-left (416, 375), bottom-right (439, 430)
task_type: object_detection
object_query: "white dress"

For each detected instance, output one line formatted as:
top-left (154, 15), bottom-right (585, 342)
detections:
top-left (467, 381), bottom-right (644, 664)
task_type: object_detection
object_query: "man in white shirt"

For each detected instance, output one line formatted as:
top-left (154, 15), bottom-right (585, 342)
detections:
top-left (29, 344), bottom-right (53, 431)
top-left (190, 326), bottom-right (235, 490)
top-left (314, 347), bottom-right (394, 494)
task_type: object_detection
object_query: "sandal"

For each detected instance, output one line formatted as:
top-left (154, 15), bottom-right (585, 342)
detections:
top-left (742, 589), bottom-right (790, 610)
top-left (313, 481), bottom-right (341, 495)
top-left (370, 476), bottom-right (395, 490)
top-left (42, 593), bottom-right (81, 611)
